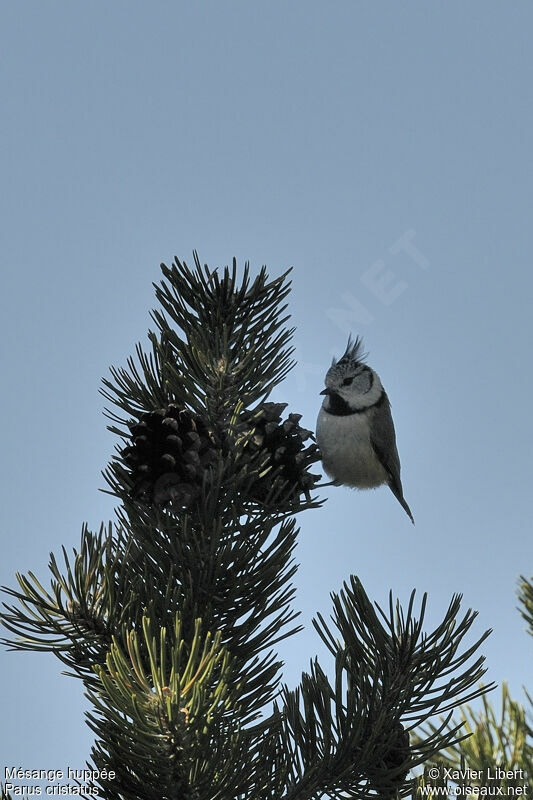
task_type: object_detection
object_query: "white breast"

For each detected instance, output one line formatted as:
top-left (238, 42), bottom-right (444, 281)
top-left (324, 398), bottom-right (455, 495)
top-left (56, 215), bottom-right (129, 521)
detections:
top-left (316, 409), bottom-right (388, 488)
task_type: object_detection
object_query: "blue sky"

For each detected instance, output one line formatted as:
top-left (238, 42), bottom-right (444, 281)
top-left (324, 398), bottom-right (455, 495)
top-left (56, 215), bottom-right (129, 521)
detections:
top-left (1, 0), bottom-right (532, 782)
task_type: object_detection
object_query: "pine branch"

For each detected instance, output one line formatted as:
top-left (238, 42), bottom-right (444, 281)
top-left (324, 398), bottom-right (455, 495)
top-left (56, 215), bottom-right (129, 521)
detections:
top-left (152, 255), bottom-right (295, 420)
top-left (0, 524), bottom-right (125, 686)
top-left (100, 253), bottom-right (296, 431)
top-left (84, 616), bottom-right (253, 799)
top-left (518, 574), bottom-right (533, 638)
top-left (268, 578), bottom-right (493, 800)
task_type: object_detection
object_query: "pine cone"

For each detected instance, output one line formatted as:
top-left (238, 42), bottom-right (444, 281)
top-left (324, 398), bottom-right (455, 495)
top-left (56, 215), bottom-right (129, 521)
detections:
top-left (121, 405), bottom-right (218, 508)
top-left (237, 402), bottom-right (321, 508)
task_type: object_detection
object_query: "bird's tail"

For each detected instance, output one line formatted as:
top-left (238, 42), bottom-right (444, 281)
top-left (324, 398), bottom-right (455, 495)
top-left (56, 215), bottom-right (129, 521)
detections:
top-left (389, 482), bottom-right (415, 525)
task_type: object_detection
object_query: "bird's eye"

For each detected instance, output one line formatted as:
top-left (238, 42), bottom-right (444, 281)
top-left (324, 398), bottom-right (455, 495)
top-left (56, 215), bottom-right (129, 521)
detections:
top-left (342, 377), bottom-right (354, 386)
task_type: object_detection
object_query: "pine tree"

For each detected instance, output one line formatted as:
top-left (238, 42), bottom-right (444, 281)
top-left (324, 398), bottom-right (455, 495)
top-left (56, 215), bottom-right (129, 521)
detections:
top-left (1, 255), bottom-right (493, 799)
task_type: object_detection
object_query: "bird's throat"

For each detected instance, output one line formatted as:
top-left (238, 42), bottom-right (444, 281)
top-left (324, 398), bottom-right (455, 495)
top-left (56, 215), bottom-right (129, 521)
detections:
top-left (325, 392), bottom-right (356, 416)
top-left (324, 389), bottom-right (386, 416)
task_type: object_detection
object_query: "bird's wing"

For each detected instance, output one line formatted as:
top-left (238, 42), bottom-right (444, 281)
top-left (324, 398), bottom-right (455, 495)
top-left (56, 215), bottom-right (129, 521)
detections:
top-left (370, 394), bottom-right (414, 523)
top-left (369, 394), bottom-right (401, 481)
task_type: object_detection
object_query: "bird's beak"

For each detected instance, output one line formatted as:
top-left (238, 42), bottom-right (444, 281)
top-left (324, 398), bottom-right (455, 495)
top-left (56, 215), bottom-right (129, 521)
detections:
top-left (320, 388), bottom-right (331, 395)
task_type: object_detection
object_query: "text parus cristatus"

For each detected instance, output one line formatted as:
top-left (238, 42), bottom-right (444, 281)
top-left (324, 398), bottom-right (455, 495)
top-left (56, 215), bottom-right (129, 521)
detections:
top-left (316, 336), bottom-right (414, 523)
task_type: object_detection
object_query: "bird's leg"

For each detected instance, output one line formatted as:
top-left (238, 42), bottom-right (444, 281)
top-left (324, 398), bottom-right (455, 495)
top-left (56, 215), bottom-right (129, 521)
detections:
top-left (315, 479), bottom-right (342, 488)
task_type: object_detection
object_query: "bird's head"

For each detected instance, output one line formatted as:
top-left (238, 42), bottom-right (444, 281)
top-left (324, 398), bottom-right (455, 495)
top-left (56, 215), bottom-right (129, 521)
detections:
top-left (320, 336), bottom-right (383, 412)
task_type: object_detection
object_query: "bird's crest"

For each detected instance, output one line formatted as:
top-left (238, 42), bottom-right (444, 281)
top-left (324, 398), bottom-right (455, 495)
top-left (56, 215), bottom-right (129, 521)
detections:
top-left (333, 335), bottom-right (366, 367)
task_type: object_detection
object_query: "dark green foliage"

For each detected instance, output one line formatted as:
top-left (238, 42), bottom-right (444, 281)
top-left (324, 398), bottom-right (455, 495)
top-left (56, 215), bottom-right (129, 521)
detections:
top-left (265, 579), bottom-right (492, 800)
top-left (1, 254), bottom-right (494, 799)
top-left (99, 256), bottom-right (295, 431)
